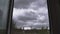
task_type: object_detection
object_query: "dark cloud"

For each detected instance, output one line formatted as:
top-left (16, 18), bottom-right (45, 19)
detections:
top-left (16, 22), bottom-right (27, 27)
top-left (18, 11), bottom-right (37, 22)
top-left (14, 0), bottom-right (36, 8)
top-left (14, 0), bottom-right (47, 8)
top-left (30, 0), bottom-right (47, 8)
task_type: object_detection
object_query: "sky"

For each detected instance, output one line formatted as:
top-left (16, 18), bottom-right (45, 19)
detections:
top-left (13, 0), bottom-right (49, 29)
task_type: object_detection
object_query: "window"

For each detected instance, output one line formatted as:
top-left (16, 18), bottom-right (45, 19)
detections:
top-left (1, 0), bottom-right (60, 34)
top-left (11, 0), bottom-right (50, 34)
top-left (0, 0), bottom-right (10, 34)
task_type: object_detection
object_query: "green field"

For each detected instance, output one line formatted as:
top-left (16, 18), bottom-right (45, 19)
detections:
top-left (11, 29), bottom-right (50, 34)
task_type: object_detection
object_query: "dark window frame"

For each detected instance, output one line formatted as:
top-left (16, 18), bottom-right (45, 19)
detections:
top-left (6, 0), bottom-right (14, 34)
top-left (47, 0), bottom-right (60, 34)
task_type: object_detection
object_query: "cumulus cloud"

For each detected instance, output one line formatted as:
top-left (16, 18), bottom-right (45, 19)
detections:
top-left (13, 0), bottom-right (49, 29)
top-left (13, 8), bottom-right (49, 28)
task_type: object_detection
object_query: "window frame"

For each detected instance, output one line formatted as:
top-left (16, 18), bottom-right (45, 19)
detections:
top-left (47, 0), bottom-right (60, 34)
top-left (7, 0), bottom-right (60, 34)
top-left (6, 0), bottom-right (14, 34)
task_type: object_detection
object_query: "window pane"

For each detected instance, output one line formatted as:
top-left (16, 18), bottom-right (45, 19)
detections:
top-left (11, 0), bottom-right (50, 34)
top-left (0, 0), bottom-right (9, 34)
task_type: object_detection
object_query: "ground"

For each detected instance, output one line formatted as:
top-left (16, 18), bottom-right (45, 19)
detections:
top-left (0, 29), bottom-right (50, 34)
top-left (11, 29), bottom-right (50, 34)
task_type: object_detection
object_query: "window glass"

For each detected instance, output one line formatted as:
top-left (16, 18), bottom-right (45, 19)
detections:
top-left (11, 0), bottom-right (50, 34)
top-left (0, 0), bottom-right (9, 34)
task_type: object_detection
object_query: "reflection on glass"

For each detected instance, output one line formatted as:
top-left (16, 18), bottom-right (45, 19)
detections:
top-left (0, 0), bottom-right (9, 34)
top-left (11, 0), bottom-right (50, 34)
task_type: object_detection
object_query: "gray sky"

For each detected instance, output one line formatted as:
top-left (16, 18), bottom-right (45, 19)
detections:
top-left (13, 0), bottom-right (49, 29)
